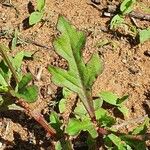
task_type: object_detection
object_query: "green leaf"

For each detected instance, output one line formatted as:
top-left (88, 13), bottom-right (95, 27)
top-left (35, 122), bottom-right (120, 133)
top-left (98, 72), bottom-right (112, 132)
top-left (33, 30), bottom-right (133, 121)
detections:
top-left (66, 118), bottom-right (81, 136)
top-left (85, 53), bottom-right (103, 87)
top-left (66, 117), bottom-right (98, 138)
top-left (37, 0), bottom-right (45, 12)
top-left (95, 108), bottom-right (115, 127)
top-left (0, 73), bottom-right (8, 87)
top-left (16, 85), bottom-right (38, 103)
top-left (93, 98), bottom-right (103, 110)
top-left (99, 91), bottom-right (118, 106)
top-left (117, 95), bottom-right (129, 104)
top-left (55, 141), bottom-right (62, 150)
top-left (0, 61), bottom-right (9, 92)
top-left (12, 51), bottom-right (24, 72)
top-left (48, 16), bottom-right (103, 118)
top-left (18, 73), bottom-right (32, 91)
top-left (0, 86), bottom-right (8, 92)
top-left (118, 105), bottom-right (129, 116)
top-left (49, 111), bottom-right (61, 124)
top-left (23, 51), bottom-right (34, 58)
top-left (120, 0), bottom-right (136, 14)
top-left (58, 98), bottom-right (66, 113)
top-left (59, 88), bottom-right (75, 113)
top-left (132, 117), bottom-right (149, 135)
top-left (110, 15), bottom-right (124, 29)
top-left (29, 11), bottom-right (43, 25)
top-left (0, 60), bottom-right (10, 82)
top-left (62, 87), bottom-right (73, 98)
top-left (107, 134), bottom-right (127, 150)
top-left (74, 101), bottom-right (87, 118)
top-left (49, 111), bottom-right (62, 133)
top-left (139, 28), bottom-right (150, 43)
top-left (121, 136), bottom-right (146, 150)
top-left (82, 117), bottom-right (98, 138)
top-left (99, 91), bottom-right (129, 117)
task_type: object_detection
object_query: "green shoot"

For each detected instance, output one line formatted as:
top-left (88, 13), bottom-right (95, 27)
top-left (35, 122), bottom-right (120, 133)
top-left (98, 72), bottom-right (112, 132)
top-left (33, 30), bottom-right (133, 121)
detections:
top-left (29, 0), bottom-right (45, 25)
top-left (110, 0), bottom-right (136, 29)
top-left (0, 44), bottom-right (56, 136)
top-left (138, 28), bottom-right (150, 43)
top-left (48, 16), bottom-right (103, 119)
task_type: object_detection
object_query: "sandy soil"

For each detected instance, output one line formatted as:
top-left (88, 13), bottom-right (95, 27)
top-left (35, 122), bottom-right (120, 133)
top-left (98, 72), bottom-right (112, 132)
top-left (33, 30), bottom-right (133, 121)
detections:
top-left (0, 0), bottom-right (150, 149)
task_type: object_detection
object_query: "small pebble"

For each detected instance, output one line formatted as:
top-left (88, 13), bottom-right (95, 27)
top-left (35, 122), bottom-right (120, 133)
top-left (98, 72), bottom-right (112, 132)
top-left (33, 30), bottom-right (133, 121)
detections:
top-left (128, 66), bottom-right (139, 74)
top-left (144, 50), bottom-right (150, 57)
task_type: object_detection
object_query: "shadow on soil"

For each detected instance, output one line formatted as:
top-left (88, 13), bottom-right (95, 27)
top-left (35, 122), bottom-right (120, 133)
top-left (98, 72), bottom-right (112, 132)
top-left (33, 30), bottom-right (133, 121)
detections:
top-left (0, 111), bottom-right (53, 150)
top-left (143, 90), bottom-right (150, 118)
top-left (22, 1), bottom-right (35, 30)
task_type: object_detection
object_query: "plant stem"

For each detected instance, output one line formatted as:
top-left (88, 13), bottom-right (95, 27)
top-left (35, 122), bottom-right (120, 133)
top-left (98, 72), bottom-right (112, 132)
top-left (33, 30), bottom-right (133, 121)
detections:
top-left (16, 99), bottom-right (56, 136)
top-left (0, 44), bottom-right (56, 136)
top-left (96, 123), bottom-right (150, 141)
top-left (0, 44), bottom-right (19, 83)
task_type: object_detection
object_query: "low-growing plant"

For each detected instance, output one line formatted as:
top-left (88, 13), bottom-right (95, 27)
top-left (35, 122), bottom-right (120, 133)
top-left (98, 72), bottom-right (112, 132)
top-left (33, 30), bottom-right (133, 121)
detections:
top-left (110, 0), bottom-right (136, 30)
top-left (29, 0), bottom-right (45, 25)
top-left (139, 27), bottom-right (150, 43)
top-left (110, 0), bottom-right (150, 44)
top-left (0, 44), bottom-right (56, 135)
top-left (48, 16), bottom-right (150, 149)
top-left (0, 14), bottom-right (149, 149)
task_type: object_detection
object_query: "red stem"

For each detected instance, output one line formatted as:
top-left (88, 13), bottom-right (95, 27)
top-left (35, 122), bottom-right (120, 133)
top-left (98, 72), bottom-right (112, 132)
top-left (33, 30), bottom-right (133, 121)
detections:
top-left (17, 99), bottom-right (56, 136)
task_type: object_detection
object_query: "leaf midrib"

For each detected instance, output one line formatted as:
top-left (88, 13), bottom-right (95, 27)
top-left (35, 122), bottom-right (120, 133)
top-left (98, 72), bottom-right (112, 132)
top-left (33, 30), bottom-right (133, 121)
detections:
top-left (63, 24), bottom-right (95, 118)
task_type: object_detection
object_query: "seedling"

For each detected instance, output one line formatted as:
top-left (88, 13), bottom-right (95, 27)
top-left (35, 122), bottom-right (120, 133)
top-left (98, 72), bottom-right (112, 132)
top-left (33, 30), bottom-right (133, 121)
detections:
top-left (110, 0), bottom-right (136, 29)
top-left (48, 16), bottom-right (149, 149)
top-left (0, 44), bottom-right (56, 136)
top-left (110, 0), bottom-right (150, 44)
top-left (29, 0), bottom-right (45, 25)
top-left (138, 28), bottom-right (150, 43)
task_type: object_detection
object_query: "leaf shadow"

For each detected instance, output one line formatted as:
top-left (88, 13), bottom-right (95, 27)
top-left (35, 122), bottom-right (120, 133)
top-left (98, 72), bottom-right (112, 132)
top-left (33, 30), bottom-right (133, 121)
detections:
top-left (0, 110), bottom-right (53, 149)
top-left (142, 90), bottom-right (150, 118)
top-left (102, 102), bottom-right (124, 119)
top-left (28, 1), bottom-right (35, 14)
top-left (103, 19), bottom-right (139, 47)
top-left (22, 17), bottom-right (32, 30)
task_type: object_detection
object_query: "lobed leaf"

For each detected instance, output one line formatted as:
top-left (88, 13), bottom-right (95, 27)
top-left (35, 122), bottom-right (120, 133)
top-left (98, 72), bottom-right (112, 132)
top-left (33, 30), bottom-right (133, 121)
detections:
top-left (48, 16), bottom-right (103, 118)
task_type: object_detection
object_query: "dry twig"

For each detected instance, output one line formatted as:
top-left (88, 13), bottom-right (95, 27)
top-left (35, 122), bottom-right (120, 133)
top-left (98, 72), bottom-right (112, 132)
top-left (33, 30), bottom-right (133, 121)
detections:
top-left (105, 5), bottom-right (150, 21)
top-left (112, 115), bottom-right (148, 130)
